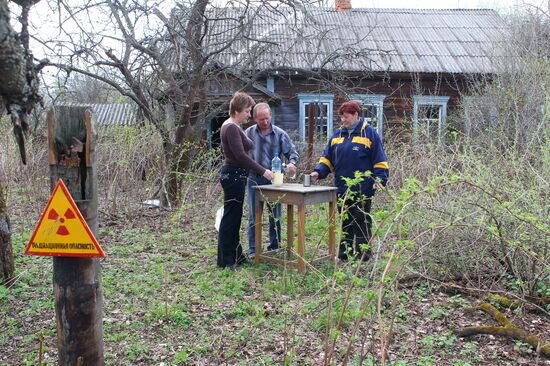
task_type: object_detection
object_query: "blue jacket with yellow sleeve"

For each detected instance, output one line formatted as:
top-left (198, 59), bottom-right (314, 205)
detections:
top-left (314, 118), bottom-right (389, 197)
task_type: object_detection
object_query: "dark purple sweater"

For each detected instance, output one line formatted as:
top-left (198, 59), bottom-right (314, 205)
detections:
top-left (220, 122), bottom-right (266, 176)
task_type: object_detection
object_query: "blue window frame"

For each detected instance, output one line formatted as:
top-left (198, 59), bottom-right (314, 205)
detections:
top-left (297, 93), bottom-right (334, 141)
top-left (349, 94), bottom-right (386, 138)
top-left (413, 95), bottom-right (450, 144)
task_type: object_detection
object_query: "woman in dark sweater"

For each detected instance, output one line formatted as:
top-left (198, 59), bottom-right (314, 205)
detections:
top-left (218, 92), bottom-right (274, 269)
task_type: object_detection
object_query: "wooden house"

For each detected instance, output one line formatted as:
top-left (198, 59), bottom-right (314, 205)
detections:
top-left (165, 1), bottom-right (506, 147)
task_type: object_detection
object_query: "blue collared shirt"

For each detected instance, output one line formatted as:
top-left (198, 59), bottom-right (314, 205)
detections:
top-left (244, 124), bottom-right (300, 173)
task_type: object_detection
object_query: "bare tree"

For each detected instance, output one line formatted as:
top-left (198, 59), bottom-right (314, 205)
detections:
top-left (60, 74), bottom-right (122, 104)
top-left (38, 0), bottom-right (391, 205)
top-left (1, 0), bottom-right (43, 162)
top-left (41, 0), bottom-right (257, 205)
top-left (0, 0), bottom-right (43, 281)
top-left (462, 5), bottom-right (549, 152)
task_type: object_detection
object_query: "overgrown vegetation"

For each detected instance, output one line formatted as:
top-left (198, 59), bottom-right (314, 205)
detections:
top-left (1, 8), bottom-right (549, 366)
top-left (1, 100), bottom-right (548, 365)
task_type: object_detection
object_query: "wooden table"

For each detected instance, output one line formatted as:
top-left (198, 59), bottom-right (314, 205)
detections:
top-left (254, 183), bottom-right (337, 272)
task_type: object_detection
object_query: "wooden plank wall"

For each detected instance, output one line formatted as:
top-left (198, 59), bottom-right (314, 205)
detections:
top-left (263, 73), bottom-right (469, 143)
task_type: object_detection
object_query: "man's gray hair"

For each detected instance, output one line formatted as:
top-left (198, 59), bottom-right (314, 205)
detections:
top-left (252, 102), bottom-right (271, 118)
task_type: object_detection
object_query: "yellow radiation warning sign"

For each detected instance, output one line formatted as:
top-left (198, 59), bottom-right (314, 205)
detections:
top-left (25, 179), bottom-right (105, 258)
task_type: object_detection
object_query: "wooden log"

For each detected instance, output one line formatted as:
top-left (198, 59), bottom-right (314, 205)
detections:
top-left (457, 303), bottom-right (550, 359)
top-left (49, 106), bottom-right (104, 365)
top-left (488, 294), bottom-right (522, 310)
top-left (400, 277), bottom-right (549, 314)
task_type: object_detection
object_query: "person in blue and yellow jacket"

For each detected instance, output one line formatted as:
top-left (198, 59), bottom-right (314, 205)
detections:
top-left (310, 101), bottom-right (389, 262)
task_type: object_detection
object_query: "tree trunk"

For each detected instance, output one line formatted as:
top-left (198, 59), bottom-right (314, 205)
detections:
top-left (163, 112), bottom-right (204, 207)
top-left (163, 141), bottom-right (183, 207)
top-left (159, 0), bottom-right (208, 207)
top-left (0, 0), bottom-right (23, 283)
top-left (0, 180), bottom-right (15, 282)
top-left (1, 0), bottom-right (42, 164)
top-left (163, 137), bottom-right (191, 207)
top-left (0, 0), bottom-right (26, 100)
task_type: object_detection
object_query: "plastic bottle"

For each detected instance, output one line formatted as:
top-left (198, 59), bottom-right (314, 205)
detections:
top-left (272, 154), bottom-right (283, 186)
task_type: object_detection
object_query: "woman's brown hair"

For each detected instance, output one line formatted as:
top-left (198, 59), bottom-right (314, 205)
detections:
top-left (229, 92), bottom-right (255, 117)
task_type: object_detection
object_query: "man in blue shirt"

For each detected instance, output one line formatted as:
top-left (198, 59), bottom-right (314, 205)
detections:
top-left (245, 103), bottom-right (300, 257)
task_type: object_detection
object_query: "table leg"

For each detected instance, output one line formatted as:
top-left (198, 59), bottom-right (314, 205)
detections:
top-left (255, 199), bottom-right (264, 265)
top-left (286, 204), bottom-right (293, 259)
top-left (297, 202), bottom-right (306, 272)
top-left (328, 191), bottom-right (336, 258)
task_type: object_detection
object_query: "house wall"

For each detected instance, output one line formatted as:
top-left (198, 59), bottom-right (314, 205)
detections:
top-left (265, 72), bottom-right (469, 143)
top-left (202, 71), bottom-right (472, 149)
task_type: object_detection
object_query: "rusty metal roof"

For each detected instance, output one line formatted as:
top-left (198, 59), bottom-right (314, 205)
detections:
top-left (169, 7), bottom-right (506, 74)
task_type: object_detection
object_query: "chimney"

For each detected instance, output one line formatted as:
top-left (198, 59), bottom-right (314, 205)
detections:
top-left (335, 0), bottom-right (352, 12)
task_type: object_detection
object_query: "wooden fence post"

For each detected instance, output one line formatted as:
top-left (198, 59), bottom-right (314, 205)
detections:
top-left (48, 106), bottom-right (104, 365)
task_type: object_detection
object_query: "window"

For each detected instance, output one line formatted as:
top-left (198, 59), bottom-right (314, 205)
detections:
top-left (303, 103), bottom-right (328, 138)
top-left (350, 94), bottom-right (386, 138)
top-left (361, 105), bottom-right (378, 123)
top-left (413, 96), bottom-right (450, 144)
top-left (416, 105), bottom-right (441, 143)
top-left (462, 95), bottom-right (498, 139)
top-left (297, 93), bottom-right (334, 141)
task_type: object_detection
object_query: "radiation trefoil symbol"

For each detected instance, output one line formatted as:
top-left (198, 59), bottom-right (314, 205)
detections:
top-left (47, 208), bottom-right (76, 236)
top-left (25, 178), bottom-right (105, 258)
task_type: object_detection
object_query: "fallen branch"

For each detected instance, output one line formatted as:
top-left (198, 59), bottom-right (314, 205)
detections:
top-left (526, 295), bottom-right (550, 308)
top-left (487, 294), bottom-right (522, 310)
top-left (398, 273), bottom-right (549, 316)
top-left (435, 280), bottom-right (548, 316)
top-left (457, 303), bottom-right (550, 358)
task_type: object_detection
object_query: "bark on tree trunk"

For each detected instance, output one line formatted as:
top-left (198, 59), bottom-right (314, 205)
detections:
top-left (0, 0), bottom-right (26, 99)
top-left (1, 0), bottom-right (42, 164)
top-left (163, 118), bottom-right (203, 207)
top-left (163, 141), bottom-right (182, 207)
top-left (0, 0), bottom-right (24, 283)
top-left (164, 139), bottom-right (189, 207)
top-left (0, 180), bottom-right (15, 282)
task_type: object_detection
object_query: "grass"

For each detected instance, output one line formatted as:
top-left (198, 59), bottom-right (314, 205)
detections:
top-left (1, 122), bottom-right (549, 364)
top-left (1, 194), bottom-right (314, 363)
top-left (1, 191), bottom-right (549, 365)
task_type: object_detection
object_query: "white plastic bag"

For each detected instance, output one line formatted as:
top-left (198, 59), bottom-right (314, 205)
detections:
top-left (215, 206), bottom-right (224, 232)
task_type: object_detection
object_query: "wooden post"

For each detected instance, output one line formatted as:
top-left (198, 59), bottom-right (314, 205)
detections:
top-left (307, 103), bottom-right (315, 168)
top-left (48, 106), bottom-right (104, 366)
top-left (286, 204), bottom-right (293, 259)
top-left (297, 202), bottom-right (306, 272)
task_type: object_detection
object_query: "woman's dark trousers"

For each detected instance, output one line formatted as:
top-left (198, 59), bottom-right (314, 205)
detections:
top-left (339, 196), bottom-right (372, 261)
top-left (217, 165), bottom-right (248, 268)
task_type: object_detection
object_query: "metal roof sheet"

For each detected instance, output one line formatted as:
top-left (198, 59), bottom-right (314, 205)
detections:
top-left (53, 102), bottom-right (140, 126)
top-left (167, 7), bottom-right (506, 74)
